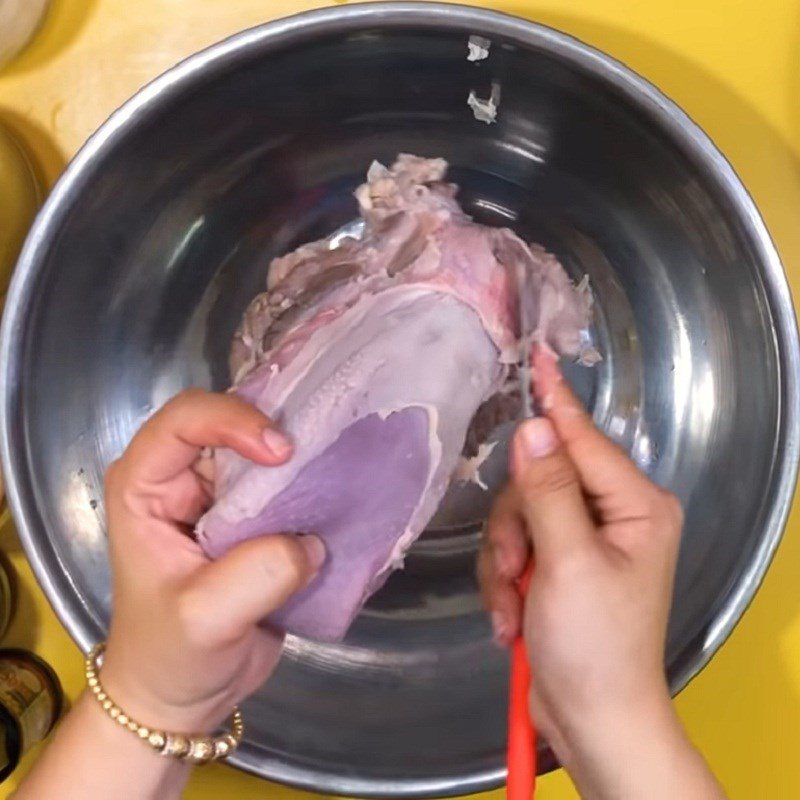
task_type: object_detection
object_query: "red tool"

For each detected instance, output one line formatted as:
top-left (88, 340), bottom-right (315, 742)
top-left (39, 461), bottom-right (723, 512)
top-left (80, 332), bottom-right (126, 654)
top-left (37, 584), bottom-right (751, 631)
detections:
top-left (508, 236), bottom-right (538, 798)
top-left (507, 560), bottom-right (535, 800)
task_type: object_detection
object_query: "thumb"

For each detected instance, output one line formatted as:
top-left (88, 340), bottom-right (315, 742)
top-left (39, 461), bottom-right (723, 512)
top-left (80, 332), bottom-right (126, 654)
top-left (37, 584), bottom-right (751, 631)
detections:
top-left (182, 534), bottom-right (326, 645)
top-left (511, 418), bottom-right (596, 565)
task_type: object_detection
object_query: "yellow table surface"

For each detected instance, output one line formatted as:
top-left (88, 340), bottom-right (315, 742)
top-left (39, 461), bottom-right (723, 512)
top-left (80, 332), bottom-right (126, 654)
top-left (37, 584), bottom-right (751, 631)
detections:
top-left (1, 0), bottom-right (800, 797)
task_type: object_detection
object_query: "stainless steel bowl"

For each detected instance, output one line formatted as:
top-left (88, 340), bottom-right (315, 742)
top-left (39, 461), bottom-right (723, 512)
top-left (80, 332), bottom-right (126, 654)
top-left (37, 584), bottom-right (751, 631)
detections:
top-left (1, 4), bottom-right (798, 797)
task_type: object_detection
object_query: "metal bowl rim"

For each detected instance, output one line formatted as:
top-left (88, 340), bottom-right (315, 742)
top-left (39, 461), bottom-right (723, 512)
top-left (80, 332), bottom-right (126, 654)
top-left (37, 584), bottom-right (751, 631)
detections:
top-left (1, 3), bottom-right (798, 796)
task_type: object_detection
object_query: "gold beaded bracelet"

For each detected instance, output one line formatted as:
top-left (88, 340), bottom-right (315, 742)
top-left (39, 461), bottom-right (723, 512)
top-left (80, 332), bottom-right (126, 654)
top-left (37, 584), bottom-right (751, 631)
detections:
top-left (85, 643), bottom-right (244, 765)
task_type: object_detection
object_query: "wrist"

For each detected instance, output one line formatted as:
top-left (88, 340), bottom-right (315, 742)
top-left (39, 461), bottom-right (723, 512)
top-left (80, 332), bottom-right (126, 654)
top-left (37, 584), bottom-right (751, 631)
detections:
top-left (13, 692), bottom-right (192, 800)
top-left (540, 672), bottom-right (671, 757)
top-left (78, 691), bottom-right (185, 765)
top-left (553, 686), bottom-right (707, 800)
top-left (98, 650), bottom-right (228, 735)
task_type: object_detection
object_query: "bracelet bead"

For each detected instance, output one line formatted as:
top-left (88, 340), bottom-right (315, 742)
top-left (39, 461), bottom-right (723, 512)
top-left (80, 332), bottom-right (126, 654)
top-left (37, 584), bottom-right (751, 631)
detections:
top-left (84, 643), bottom-right (243, 765)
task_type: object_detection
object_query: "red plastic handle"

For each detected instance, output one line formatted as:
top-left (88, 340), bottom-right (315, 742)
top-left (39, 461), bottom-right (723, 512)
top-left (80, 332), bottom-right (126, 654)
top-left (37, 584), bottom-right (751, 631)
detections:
top-left (507, 562), bottom-right (535, 800)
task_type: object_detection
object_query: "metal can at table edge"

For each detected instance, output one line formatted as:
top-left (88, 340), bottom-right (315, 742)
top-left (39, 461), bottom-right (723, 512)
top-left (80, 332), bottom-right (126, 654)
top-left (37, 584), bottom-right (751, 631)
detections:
top-left (0, 649), bottom-right (63, 782)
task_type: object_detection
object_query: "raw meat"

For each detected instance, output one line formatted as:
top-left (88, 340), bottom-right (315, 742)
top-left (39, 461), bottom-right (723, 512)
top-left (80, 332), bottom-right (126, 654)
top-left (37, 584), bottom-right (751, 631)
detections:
top-left (197, 155), bottom-right (593, 641)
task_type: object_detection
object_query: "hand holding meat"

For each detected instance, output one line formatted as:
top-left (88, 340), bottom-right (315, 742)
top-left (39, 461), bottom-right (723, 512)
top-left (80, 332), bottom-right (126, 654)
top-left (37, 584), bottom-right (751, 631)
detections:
top-left (99, 390), bottom-right (324, 734)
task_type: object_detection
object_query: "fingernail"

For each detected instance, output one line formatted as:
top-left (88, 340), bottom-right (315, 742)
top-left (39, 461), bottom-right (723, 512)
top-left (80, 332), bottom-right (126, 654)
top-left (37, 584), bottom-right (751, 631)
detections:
top-left (493, 545), bottom-right (514, 579)
top-left (262, 427), bottom-right (293, 459)
top-left (519, 418), bottom-right (558, 459)
top-left (297, 534), bottom-right (326, 573)
top-left (492, 611), bottom-right (511, 647)
top-left (532, 344), bottom-right (562, 398)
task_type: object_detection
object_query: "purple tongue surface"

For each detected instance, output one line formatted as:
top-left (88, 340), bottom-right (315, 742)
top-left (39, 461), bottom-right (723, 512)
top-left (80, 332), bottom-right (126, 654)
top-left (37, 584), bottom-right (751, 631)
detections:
top-left (242, 407), bottom-right (431, 641)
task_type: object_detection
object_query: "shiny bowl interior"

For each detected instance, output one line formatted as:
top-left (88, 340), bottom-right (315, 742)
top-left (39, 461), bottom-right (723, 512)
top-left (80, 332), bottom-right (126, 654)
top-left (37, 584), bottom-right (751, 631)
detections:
top-left (1, 4), bottom-right (798, 797)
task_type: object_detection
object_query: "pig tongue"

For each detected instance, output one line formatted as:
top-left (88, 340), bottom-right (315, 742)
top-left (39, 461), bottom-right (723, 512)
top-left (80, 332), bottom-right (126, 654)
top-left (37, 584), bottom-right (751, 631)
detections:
top-left (255, 408), bottom-right (431, 641)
